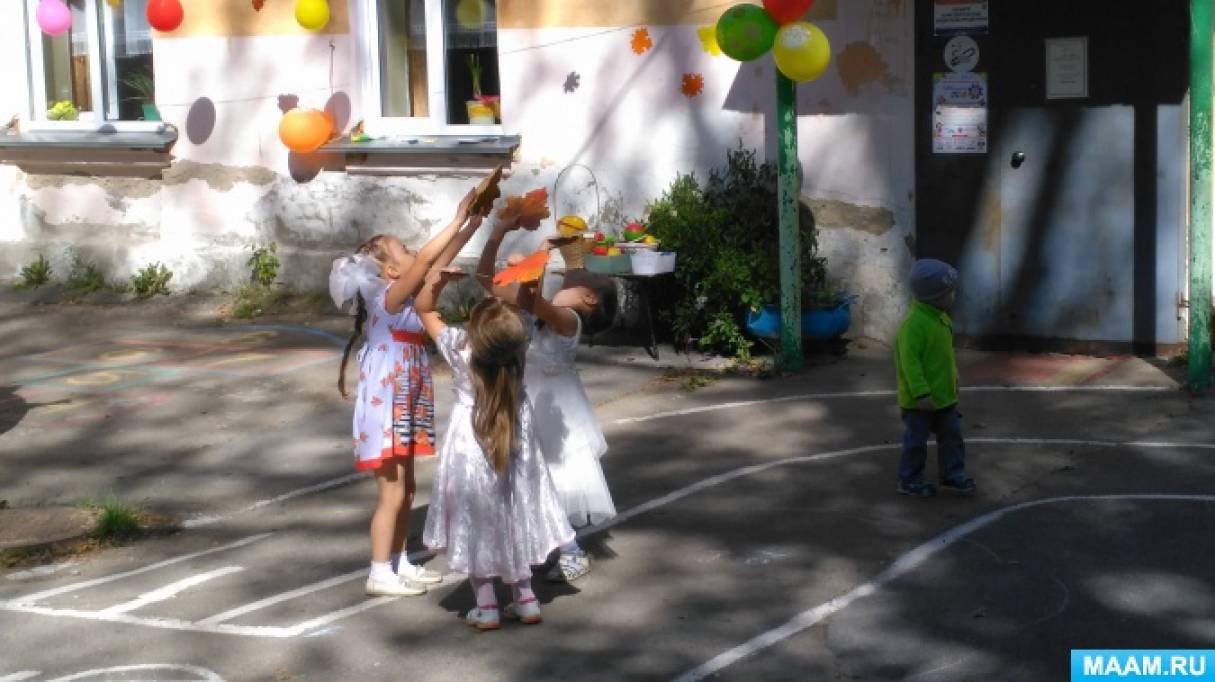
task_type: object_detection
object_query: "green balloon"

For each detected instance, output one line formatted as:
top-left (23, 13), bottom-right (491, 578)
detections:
top-left (716, 5), bottom-right (778, 62)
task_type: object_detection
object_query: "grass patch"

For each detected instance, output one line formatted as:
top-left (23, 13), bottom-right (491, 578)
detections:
top-left (91, 501), bottom-right (143, 542)
top-left (661, 368), bottom-right (721, 393)
top-left (1, 502), bottom-right (173, 569)
top-left (231, 282), bottom-right (289, 319)
top-left (66, 254), bottom-right (107, 295)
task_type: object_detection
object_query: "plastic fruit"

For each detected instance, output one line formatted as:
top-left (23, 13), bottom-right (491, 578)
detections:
top-left (624, 222), bottom-right (646, 241)
top-left (594, 232), bottom-right (606, 243)
top-left (558, 215), bottom-right (588, 237)
top-left (607, 247), bottom-right (622, 256)
top-left (591, 246), bottom-right (609, 256)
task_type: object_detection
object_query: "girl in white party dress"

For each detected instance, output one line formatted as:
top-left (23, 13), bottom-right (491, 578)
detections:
top-left (416, 267), bottom-right (574, 630)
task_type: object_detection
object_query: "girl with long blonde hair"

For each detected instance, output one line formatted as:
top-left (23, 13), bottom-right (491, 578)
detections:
top-left (416, 268), bottom-right (574, 630)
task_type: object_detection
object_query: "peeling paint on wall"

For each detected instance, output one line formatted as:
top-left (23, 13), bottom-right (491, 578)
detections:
top-left (836, 42), bottom-right (901, 97)
top-left (803, 195), bottom-right (896, 236)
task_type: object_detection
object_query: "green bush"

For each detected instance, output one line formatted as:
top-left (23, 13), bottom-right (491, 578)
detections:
top-left (231, 282), bottom-right (287, 319)
top-left (66, 254), bottom-right (106, 294)
top-left (646, 146), bottom-right (826, 359)
top-left (16, 255), bottom-right (52, 288)
top-left (130, 262), bottom-right (173, 298)
top-left (248, 243), bottom-right (280, 287)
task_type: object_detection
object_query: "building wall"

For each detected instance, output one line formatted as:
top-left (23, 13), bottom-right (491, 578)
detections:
top-left (0, 0), bottom-right (915, 342)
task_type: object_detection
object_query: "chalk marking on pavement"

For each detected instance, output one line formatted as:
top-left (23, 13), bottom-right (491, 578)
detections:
top-left (673, 493), bottom-right (1215, 682)
top-left (99, 567), bottom-right (245, 615)
top-left (11, 534), bottom-right (271, 605)
top-left (0, 672), bottom-right (41, 681)
top-left (46, 664), bottom-right (225, 681)
top-left (613, 385), bottom-right (1173, 425)
top-left (198, 569), bottom-right (365, 625)
top-left (182, 474), bottom-right (367, 529)
top-left (0, 601), bottom-right (296, 638)
top-left (284, 596), bottom-right (400, 636)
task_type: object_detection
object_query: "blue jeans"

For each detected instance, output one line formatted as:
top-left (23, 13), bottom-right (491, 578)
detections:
top-left (899, 405), bottom-right (967, 485)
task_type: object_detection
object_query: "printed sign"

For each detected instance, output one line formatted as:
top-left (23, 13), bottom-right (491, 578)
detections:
top-left (1046, 37), bottom-right (1088, 99)
top-left (934, 0), bottom-right (989, 35)
top-left (932, 72), bottom-right (988, 154)
top-left (944, 36), bottom-right (979, 73)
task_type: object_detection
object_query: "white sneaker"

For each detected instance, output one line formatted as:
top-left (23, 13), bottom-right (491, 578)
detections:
top-left (546, 553), bottom-right (591, 583)
top-left (365, 574), bottom-right (426, 597)
top-left (503, 599), bottom-right (542, 625)
top-left (398, 562), bottom-right (443, 585)
top-left (465, 607), bottom-right (501, 631)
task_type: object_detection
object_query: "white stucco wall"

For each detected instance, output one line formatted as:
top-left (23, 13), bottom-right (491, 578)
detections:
top-left (0, 1), bottom-right (916, 342)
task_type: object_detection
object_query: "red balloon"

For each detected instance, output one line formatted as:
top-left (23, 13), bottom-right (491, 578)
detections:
top-left (763, 0), bottom-right (815, 25)
top-left (146, 0), bottom-right (184, 32)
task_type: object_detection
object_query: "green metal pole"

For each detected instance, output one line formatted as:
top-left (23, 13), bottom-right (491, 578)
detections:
top-left (1191, 0), bottom-right (1213, 391)
top-left (776, 71), bottom-right (803, 370)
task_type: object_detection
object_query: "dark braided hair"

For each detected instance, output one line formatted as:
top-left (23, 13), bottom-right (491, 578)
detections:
top-left (337, 292), bottom-right (367, 398)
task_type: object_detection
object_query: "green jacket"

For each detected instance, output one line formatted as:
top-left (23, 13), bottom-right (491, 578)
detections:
top-left (895, 300), bottom-right (959, 410)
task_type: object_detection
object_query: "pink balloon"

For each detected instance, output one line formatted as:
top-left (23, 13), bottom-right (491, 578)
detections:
top-left (36, 0), bottom-right (72, 36)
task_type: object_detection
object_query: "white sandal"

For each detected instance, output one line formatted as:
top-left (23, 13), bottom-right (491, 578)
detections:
top-left (465, 607), bottom-right (501, 631)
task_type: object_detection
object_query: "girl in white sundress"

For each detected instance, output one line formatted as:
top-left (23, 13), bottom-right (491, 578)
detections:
top-left (477, 219), bottom-right (619, 583)
top-left (415, 267), bottom-right (575, 631)
top-left (328, 188), bottom-right (481, 598)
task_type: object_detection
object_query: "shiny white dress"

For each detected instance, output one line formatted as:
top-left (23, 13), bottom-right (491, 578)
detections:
top-left (423, 326), bottom-right (574, 582)
top-left (524, 310), bottom-right (617, 527)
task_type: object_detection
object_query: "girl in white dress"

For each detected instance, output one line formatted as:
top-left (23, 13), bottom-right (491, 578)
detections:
top-left (415, 268), bottom-right (574, 630)
top-left (329, 189), bottom-right (481, 598)
top-left (477, 220), bottom-right (618, 583)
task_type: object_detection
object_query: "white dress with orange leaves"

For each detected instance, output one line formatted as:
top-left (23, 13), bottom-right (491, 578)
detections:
top-left (351, 285), bottom-right (436, 471)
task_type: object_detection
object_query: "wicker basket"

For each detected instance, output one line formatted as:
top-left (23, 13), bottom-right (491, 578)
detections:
top-left (552, 163), bottom-right (601, 270)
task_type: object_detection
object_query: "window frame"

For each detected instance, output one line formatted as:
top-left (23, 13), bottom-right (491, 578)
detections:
top-left (23, 0), bottom-right (162, 132)
top-left (352, 0), bottom-right (504, 137)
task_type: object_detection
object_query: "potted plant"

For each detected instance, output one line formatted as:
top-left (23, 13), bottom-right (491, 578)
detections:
top-left (800, 287), bottom-right (856, 340)
top-left (121, 71), bottom-right (160, 121)
top-left (465, 54), bottom-right (496, 124)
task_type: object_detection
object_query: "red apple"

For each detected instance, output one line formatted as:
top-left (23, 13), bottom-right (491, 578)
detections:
top-left (591, 246), bottom-right (609, 256)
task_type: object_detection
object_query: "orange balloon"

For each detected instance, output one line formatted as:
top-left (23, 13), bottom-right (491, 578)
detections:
top-left (278, 108), bottom-right (333, 153)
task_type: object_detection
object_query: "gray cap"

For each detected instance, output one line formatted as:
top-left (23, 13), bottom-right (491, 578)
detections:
top-left (910, 258), bottom-right (959, 304)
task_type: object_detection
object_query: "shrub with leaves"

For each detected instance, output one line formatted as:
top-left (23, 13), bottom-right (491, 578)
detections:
top-left (248, 243), bottom-right (280, 286)
top-left (130, 262), bottom-right (173, 298)
top-left (17, 255), bottom-right (52, 288)
top-left (66, 254), bottom-right (106, 294)
top-left (645, 146), bottom-right (826, 359)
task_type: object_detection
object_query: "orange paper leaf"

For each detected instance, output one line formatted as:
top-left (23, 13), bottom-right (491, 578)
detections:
top-left (495, 188), bottom-right (551, 229)
top-left (631, 28), bottom-right (654, 55)
top-left (471, 165), bottom-right (504, 218)
top-left (681, 73), bottom-right (705, 98)
top-left (493, 250), bottom-right (550, 286)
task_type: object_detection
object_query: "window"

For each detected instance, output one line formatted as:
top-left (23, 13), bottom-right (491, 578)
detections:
top-left (358, 0), bottom-right (503, 134)
top-left (24, 0), bottom-right (157, 125)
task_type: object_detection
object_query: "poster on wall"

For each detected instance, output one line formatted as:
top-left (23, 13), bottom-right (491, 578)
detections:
top-left (1046, 37), bottom-right (1088, 99)
top-left (933, 72), bottom-right (988, 154)
top-left (934, 0), bottom-right (989, 35)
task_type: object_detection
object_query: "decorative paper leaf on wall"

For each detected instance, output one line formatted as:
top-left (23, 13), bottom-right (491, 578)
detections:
top-left (495, 188), bottom-right (551, 229)
top-left (563, 72), bottom-right (581, 93)
top-left (470, 165), bottom-right (504, 218)
top-left (681, 73), bottom-right (706, 98)
top-left (107, 0), bottom-right (123, 7)
top-left (631, 28), bottom-right (654, 55)
top-left (697, 25), bottom-right (721, 56)
top-left (252, 0), bottom-right (265, 10)
top-left (493, 250), bottom-right (550, 286)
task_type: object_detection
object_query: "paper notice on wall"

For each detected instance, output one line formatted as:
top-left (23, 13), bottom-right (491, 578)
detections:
top-left (1046, 37), bottom-right (1088, 99)
top-left (932, 72), bottom-right (988, 154)
top-left (934, 0), bottom-right (989, 35)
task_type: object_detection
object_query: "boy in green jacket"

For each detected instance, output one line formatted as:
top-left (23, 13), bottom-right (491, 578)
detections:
top-left (894, 259), bottom-right (976, 498)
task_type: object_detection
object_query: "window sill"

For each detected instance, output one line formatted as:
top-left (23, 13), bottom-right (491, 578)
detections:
top-left (0, 125), bottom-right (178, 178)
top-left (321, 134), bottom-right (521, 176)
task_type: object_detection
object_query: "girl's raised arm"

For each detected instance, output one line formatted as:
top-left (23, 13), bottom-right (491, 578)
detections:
top-left (386, 188), bottom-right (477, 311)
top-left (415, 268), bottom-right (455, 342)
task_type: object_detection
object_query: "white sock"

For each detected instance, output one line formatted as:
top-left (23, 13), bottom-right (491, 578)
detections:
top-left (369, 561), bottom-right (396, 582)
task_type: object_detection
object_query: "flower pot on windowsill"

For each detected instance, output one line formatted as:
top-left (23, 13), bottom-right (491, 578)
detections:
top-left (141, 104), bottom-right (162, 121)
top-left (466, 99), bottom-right (496, 125)
top-left (477, 95), bottom-right (501, 122)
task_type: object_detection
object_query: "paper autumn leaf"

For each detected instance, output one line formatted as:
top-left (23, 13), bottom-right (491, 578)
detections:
top-left (495, 188), bottom-right (550, 229)
top-left (681, 73), bottom-right (705, 98)
top-left (252, 0), bottom-right (265, 9)
top-left (697, 25), bottom-right (721, 56)
top-left (631, 28), bottom-right (653, 55)
top-left (470, 165), bottom-right (504, 218)
top-left (493, 250), bottom-right (550, 286)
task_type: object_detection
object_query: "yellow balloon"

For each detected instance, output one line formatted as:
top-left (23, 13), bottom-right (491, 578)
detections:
top-left (773, 22), bottom-right (831, 83)
top-left (295, 0), bottom-right (330, 31)
top-left (455, 0), bottom-right (486, 29)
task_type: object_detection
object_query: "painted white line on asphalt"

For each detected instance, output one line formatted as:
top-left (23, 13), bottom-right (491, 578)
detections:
top-left (0, 601), bottom-right (296, 638)
top-left (284, 596), bottom-right (399, 637)
top-left (99, 567), bottom-right (245, 615)
top-left (0, 672), bottom-right (41, 681)
top-left (182, 473), bottom-right (367, 529)
top-left (47, 664), bottom-right (225, 681)
top-left (614, 385), bottom-right (1173, 425)
top-left (674, 493), bottom-right (1215, 682)
top-left (12, 534), bottom-right (271, 606)
top-left (198, 569), bottom-right (365, 625)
